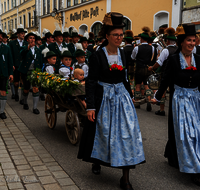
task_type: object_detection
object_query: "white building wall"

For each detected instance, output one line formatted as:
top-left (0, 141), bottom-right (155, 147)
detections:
top-left (171, 0), bottom-right (182, 28)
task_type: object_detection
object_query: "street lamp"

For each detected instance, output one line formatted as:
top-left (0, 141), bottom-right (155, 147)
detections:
top-left (51, 8), bottom-right (64, 24)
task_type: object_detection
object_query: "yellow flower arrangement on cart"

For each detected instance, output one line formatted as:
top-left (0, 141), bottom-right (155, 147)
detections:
top-left (28, 69), bottom-right (81, 95)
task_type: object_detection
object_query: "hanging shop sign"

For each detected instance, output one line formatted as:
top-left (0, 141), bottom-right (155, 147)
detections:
top-left (70, 6), bottom-right (99, 21)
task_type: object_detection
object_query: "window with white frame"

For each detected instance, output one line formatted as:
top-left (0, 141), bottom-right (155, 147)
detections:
top-left (67, 0), bottom-right (71, 7)
top-left (74, 0), bottom-right (78, 5)
top-left (91, 22), bottom-right (102, 37)
top-left (23, 15), bottom-right (26, 28)
top-left (4, 2), bottom-right (6, 12)
top-left (2, 24), bottom-right (3, 30)
top-left (47, 0), bottom-right (50, 13)
top-left (28, 12), bottom-right (31, 27)
top-left (58, 0), bottom-right (62, 9)
top-left (7, 0), bottom-right (9, 10)
top-left (54, 0), bottom-right (57, 9)
top-left (15, 18), bottom-right (17, 28)
top-left (43, 0), bottom-right (46, 15)
top-left (11, 0), bottom-right (13, 9)
top-left (10, 19), bottom-right (13, 30)
top-left (20, 16), bottom-right (22, 24)
top-left (1, 4), bottom-right (3, 13)
top-left (8, 20), bottom-right (10, 31)
top-left (4, 22), bottom-right (6, 30)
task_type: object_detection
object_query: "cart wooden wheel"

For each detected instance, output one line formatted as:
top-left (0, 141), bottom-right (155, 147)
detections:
top-left (65, 110), bottom-right (80, 145)
top-left (45, 94), bottom-right (57, 129)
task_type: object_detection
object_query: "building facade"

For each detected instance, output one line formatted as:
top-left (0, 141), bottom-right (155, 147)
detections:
top-left (40, 0), bottom-right (182, 37)
top-left (182, 0), bottom-right (200, 30)
top-left (0, 0), bottom-right (182, 37)
top-left (0, 0), bottom-right (39, 35)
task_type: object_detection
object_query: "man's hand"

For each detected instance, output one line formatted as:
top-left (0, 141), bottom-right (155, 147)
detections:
top-left (13, 66), bottom-right (15, 71)
top-left (87, 110), bottom-right (95, 122)
top-left (148, 66), bottom-right (153, 71)
top-left (28, 41), bottom-right (35, 50)
top-left (9, 75), bottom-right (13, 82)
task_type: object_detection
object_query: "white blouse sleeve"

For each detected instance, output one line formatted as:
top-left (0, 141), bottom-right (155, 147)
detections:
top-left (46, 66), bottom-right (54, 74)
top-left (59, 67), bottom-right (70, 78)
top-left (82, 65), bottom-right (89, 78)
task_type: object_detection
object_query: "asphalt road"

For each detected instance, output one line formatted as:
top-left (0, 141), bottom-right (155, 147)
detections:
top-left (6, 90), bottom-right (200, 190)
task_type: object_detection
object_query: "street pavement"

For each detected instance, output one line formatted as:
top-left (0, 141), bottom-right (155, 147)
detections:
top-left (3, 90), bottom-right (200, 190)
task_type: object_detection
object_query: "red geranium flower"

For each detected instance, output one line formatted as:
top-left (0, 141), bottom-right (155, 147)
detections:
top-left (109, 64), bottom-right (124, 71)
top-left (185, 66), bottom-right (197, 70)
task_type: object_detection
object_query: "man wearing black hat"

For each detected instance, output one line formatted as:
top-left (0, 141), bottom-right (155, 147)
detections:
top-left (39, 29), bottom-right (54, 51)
top-left (67, 28), bottom-right (79, 64)
top-left (78, 32), bottom-right (92, 65)
top-left (18, 32), bottom-right (42, 114)
top-left (9, 24), bottom-right (28, 102)
top-left (131, 26), bottom-right (154, 111)
top-left (87, 32), bottom-right (95, 54)
top-left (2, 31), bottom-right (9, 45)
top-left (0, 29), bottom-right (14, 119)
top-left (62, 27), bottom-right (71, 47)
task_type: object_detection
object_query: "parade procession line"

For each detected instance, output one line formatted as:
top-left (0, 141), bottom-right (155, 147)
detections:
top-left (0, 103), bottom-right (79, 190)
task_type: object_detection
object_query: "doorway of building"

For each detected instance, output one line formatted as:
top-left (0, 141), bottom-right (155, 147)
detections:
top-left (154, 11), bottom-right (169, 30)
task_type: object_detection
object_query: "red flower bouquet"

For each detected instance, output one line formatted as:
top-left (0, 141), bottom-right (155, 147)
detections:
top-left (70, 67), bottom-right (73, 71)
top-left (109, 64), bottom-right (125, 71)
top-left (185, 66), bottom-right (197, 71)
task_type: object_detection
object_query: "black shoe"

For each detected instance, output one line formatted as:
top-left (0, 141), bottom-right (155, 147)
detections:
top-left (23, 104), bottom-right (29, 110)
top-left (155, 110), bottom-right (165, 116)
top-left (92, 164), bottom-right (101, 175)
top-left (40, 94), bottom-right (45, 101)
top-left (20, 99), bottom-right (24, 105)
top-left (15, 94), bottom-right (19, 102)
top-left (146, 102), bottom-right (152, 112)
top-left (0, 112), bottom-right (7, 120)
top-left (33, 108), bottom-right (40, 114)
top-left (11, 94), bottom-right (15, 99)
top-left (120, 177), bottom-right (133, 190)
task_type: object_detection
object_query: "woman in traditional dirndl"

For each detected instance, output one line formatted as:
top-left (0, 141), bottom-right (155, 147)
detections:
top-left (77, 12), bottom-right (145, 190)
top-left (151, 24), bottom-right (200, 186)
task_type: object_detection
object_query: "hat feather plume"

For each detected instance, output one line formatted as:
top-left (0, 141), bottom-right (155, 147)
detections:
top-left (72, 27), bottom-right (78, 33)
top-left (43, 28), bottom-right (50, 35)
top-left (61, 47), bottom-right (69, 54)
top-left (64, 27), bottom-right (69, 33)
top-left (18, 24), bottom-right (24, 29)
top-left (35, 31), bottom-right (40, 37)
top-left (54, 22), bottom-right (61, 31)
top-left (75, 43), bottom-right (83, 50)
top-left (125, 30), bottom-right (134, 37)
top-left (42, 47), bottom-right (50, 58)
top-left (89, 32), bottom-right (95, 39)
top-left (83, 31), bottom-right (89, 39)
top-left (12, 29), bottom-right (17, 33)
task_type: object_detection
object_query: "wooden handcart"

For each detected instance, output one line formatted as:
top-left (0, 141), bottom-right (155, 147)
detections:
top-left (44, 85), bottom-right (86, 145)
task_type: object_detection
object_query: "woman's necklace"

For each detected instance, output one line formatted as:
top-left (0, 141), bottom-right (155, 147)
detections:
top-left (106, 47), bottom-right (118, 55)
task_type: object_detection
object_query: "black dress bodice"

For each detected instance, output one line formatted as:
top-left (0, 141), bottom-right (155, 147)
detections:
top-left (86, 48), bottom-right (133, 110)
top-left (156, 52), bottom-right (200, 100)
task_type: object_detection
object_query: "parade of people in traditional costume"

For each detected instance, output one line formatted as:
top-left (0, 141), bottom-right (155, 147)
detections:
top-left (1, 7), bottom-right (200, 190)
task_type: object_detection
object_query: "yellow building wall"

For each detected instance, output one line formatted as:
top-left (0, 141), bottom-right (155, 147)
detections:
top-left (41, 0), bottom-right (106, 33)
top-left (41, 0), bottom-right (173, 36)
top-left (112, 0), bottom-right (172, 35)
top-left (1, 0), bottom-right (36, 34)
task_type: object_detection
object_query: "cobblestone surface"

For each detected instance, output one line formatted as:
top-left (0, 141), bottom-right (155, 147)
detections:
top-left (0, 103), bottom-right (79, 190)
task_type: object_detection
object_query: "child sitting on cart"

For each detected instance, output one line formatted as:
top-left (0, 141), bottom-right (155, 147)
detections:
top-left (41, 47), bottom-right (57, 74)
top-left (59, 48), bottom-right (73, 79)
top-left (72, 43), bottom-right (89, 79)
top-left (74, 68), bottom-right (86, 108)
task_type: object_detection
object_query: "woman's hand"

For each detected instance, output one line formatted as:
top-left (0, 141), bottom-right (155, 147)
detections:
top-left (87, 110), bottom-right (95, 122)
top-left (132, 99), bottom-right (135, 103)
top-left (151, 98), bottom-right (158, 104)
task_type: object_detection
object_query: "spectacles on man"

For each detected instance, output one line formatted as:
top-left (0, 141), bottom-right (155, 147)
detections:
top-left (109, 34), bottom-right (124, 38)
